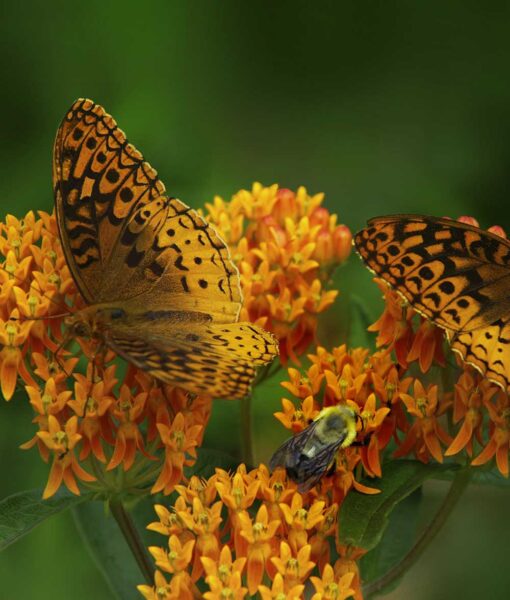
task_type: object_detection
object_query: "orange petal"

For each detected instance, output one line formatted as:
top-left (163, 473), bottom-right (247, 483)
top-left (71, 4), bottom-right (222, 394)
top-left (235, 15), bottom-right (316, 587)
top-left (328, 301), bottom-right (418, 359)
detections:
top-left (43, 460), bottom-right (64, 499)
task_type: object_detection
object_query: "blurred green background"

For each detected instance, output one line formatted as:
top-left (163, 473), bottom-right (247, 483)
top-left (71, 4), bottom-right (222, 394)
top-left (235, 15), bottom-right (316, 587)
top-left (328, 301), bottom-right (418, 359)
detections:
top-left (1, 1), bottom-right (510, 598)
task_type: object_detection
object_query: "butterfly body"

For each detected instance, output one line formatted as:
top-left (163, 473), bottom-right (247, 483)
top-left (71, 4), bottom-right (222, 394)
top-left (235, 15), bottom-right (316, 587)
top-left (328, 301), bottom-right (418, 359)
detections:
top-left (355, 214), bottom-right (510, 390)
top-left (53, 98), bottom-right (278, 398)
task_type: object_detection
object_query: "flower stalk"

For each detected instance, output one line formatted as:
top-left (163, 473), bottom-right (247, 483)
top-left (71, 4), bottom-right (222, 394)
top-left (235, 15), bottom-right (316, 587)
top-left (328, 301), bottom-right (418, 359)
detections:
top-left (109, 498), bottom-right (154, 585)
top-left (363, 467), bottom-right (472, 598)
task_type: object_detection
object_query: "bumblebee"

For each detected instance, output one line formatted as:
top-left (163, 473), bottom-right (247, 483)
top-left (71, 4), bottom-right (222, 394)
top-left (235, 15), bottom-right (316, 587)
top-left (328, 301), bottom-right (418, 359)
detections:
top-left (269, 405), bottom-right (357, 492)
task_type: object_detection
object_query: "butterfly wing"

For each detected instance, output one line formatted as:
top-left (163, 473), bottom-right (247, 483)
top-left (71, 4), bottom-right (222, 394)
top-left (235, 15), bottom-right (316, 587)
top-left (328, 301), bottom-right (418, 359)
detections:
top-left (355, 215), bottom-right (510, 332)
top-left (53, 98), bottom-right (165, 303)
top-left (449, 320), bottom-right (510, 389)
top-left (53, 98), bottom-right (241, 322)
top-left (355, 214), bottom-right (510, 389)
top-left (104, 322), bottom-right (277, 399)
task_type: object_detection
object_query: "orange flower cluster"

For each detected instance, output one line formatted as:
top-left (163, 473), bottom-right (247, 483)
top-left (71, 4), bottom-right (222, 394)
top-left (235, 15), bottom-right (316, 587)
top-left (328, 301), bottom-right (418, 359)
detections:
top-left (275, 344), bottom-right (457, 494)
top-left (0, 210), bottom-right (208, 498)
top-left (138, 466), bottom-right (357, 600)
top-left (369, 282), bottom-right (509, 474)
top-left (0, 183), bottom-right (350, 502)
top-left (205, 183), bottom-right (351, 363)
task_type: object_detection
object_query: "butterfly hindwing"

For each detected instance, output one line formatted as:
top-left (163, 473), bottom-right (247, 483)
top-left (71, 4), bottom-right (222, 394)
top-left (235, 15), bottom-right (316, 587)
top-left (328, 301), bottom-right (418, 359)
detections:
top-left (104, 322), bottom-right (277, 399)
top-left (449, 319), bottom-right (510, 390)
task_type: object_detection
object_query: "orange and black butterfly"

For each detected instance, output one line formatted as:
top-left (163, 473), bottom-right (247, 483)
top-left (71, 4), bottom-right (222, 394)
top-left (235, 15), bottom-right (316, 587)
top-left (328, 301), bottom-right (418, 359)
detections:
top-left (355, 214), bottom-right (510, 390)
top-left (52, 98), bottom-right (278, 398)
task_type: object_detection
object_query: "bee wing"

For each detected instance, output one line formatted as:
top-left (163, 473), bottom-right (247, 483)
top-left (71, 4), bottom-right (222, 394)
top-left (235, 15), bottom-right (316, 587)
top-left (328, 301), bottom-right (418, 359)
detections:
top-left (269, 422), bottom-right (320, 472)
top-left (269, 422), bottom-right (345, 492)
top-left (295, 440), bottom-right (345, 493)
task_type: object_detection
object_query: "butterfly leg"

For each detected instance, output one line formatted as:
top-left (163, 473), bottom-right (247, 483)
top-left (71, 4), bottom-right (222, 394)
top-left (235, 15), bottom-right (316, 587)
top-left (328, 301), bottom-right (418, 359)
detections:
top-left (88, 339), bottom-right (109, 382)
top-left (53, 334), bottom-right (73, 378)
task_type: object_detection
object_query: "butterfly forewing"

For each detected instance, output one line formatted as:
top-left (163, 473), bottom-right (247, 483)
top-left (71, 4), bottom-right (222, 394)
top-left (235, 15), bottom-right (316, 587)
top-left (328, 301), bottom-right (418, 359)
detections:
top-left (53, 98), bottom-right (166, 303)
top-left (54, 98), bottom-right (241, 322)
top-left (355, 215), bottom-right (510, 332)
top-left (355, 214), bottom-right (510, 390)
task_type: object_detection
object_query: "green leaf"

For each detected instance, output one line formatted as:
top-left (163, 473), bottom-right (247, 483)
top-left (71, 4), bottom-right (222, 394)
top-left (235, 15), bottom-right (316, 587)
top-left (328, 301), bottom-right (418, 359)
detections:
top-left (339, 460), bottom-right (455, 550)
top-left (433, 464), bottom-right (510, 488)
top-left (73, 496), bottom-right (161, 600)
top-left (0, 488), bottom-right (87, 551)
top-left (360, 487), bottom-right (423, 588)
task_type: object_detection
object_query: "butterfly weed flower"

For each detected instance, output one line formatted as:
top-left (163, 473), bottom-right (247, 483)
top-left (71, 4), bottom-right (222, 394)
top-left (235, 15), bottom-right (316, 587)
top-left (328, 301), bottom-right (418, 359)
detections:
top-left (393, 380), bottom-right (452, 463)
top-left (0, 209), bottom-right (243, 500)
top-left (471, 387), bottom-right (510, 476)
top-left (258, 571), bottom-right (305, 600)
top-left (201, 545), bottom-right (248, 600)
top-left (444, 369), bottom-right (492, 458)
top-left (205, 183), bottom-right (351, 363)
top-left (142, 535), bottom-right (196, 600)
top-left (310, 563), bottom-right (356, 600)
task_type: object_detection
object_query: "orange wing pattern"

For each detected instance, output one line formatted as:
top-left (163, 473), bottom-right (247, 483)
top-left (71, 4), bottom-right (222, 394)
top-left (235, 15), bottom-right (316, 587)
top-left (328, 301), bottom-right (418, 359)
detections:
top-left (52, 99), bottom-right (278, 398)
top-left (355, 214), bottom-right (510, 389)
top-left (106, 322), bottom-right (278, 399)
top-left (53, 98), bottom-right (241, 322)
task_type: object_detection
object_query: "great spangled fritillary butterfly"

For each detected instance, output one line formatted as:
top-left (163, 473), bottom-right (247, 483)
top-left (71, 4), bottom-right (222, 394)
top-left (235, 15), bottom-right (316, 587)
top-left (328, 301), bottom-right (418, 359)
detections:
top-left (52, 98), bottom-right (278, 399)
top-left (355, 214), bottom-right (510, 390)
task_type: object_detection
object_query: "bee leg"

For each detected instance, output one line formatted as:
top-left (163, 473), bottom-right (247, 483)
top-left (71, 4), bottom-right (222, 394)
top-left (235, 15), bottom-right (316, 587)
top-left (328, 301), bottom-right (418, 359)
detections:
top-left (351, 436), bottom-right (371, 447)
top-left (325, 460), bottom-right (337, 478)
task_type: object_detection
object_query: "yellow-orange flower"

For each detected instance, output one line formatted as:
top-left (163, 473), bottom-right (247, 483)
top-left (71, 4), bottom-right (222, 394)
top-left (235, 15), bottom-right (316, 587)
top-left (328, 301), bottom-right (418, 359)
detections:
top-left (279, 493), bottom-right (326, 551)
top-left (176, 497), bottom-right (223, 580)
top-left (310, 563), bottom-right (355, 600)
top-left (152, 412), bottom-right (203, 495)
top-left (270, 541), bottom-right (315, 588)
top-left (274, 395), bottom-right (317, 433)
top-left (36, 415), bottom-right (95, 499)
top-left (258, 572), bottom-right (304, 599)
top-left (236, 504), bottom-right (280, 595)
top-left (471, 389), bottom-right (510, 476)
top-left (445, 369), bottom-right (494, 458)
top-left (137, 569), bottom-right (184, 600)
top-left (202, 545), bottom-right (247, 600)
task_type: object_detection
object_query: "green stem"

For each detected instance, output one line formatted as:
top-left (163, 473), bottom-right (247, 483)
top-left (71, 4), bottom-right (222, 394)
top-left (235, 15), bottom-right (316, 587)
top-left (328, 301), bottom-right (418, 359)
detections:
top-left (109, 499), bottom-right (153, 585)
top-left (363, 468), bottom-right (472, 598)
top-left (240, 393), bottom-right (254, 467)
